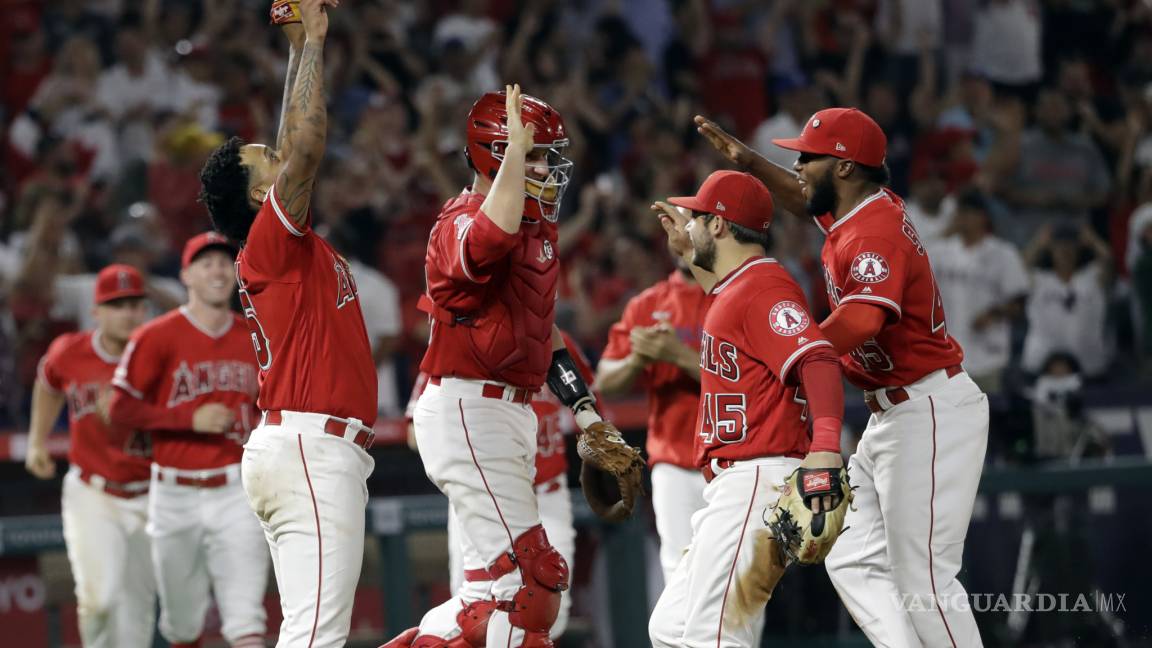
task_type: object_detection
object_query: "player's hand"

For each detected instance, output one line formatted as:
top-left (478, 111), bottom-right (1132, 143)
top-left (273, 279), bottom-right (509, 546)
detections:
top-left (651, 201), bottom-right (693, 261)
top-left (299, 0), bottom-right (337, 41)
top-left (192, 403), bottom-right (236, 434)
top-left (504, 83), bottom-right (536, 156)
top-left (695, 115), bottom-right (754, 167)
top-left (799, 451), bottom-right (844, 513)
top-left (630, 325), bottom-right (690, 365)
top-left (25, 442), bottom-right (56, 480)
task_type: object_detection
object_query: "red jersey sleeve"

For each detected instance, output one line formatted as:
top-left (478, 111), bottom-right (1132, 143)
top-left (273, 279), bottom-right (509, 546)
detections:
top-left (36, 335), bottom-right (72, 392)
top-left (110, 326), bottom-right (194, 430)
top-left (432, 209), bottom-right (520, 284)
top-left (242, 184), bottom-right (313, 281)
top-left (741, 289), bottom-right (832, 382)
top-left (601, 297), bottom-right (643, 361)
top-left (834, 237), bottom-right (908, 319)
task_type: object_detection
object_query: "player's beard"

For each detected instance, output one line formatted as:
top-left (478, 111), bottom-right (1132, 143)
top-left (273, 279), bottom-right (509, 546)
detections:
top-left (692, 235), bottom-right (717, 272)
top-left (805, 166), bottom-right (838, 217)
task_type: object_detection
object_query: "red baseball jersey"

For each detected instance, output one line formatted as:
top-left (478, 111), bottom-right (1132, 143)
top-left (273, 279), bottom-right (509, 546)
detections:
top-left (816, 188), bottom-right (964, 390)
top-left (112, 308), bottom-right (259, 470)
top-left (696, 257), bottom-right (832, 466)
top-left (601, 271), bottom-right (707, 469)
top-left (419, 190), bottom-right (560, 390)
top-left (38, 331), bottom-right (151, 483)
top-left (235, 186), bottom-right (378, 424)
top-left (406, 332), bottom-right (593, 486)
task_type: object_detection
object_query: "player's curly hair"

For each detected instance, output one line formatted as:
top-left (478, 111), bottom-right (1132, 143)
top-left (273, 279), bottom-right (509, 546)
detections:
top-left (198, 136), bottom-right (257, 242)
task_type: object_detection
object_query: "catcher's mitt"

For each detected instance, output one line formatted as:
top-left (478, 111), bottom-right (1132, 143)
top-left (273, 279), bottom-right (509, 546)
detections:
top-left (577, 421), bottom-right (644, 522)
top-left (765, 466), bottom-right (853, 565)
top-left (270, 0), bottom-right (302, 24)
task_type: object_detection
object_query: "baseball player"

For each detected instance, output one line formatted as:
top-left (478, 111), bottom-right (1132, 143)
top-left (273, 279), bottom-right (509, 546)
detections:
top-left (646, 170), bottom-right (846, 647)
top-left (108, 232), bottom-right (269, 648)
top-left (198, 2), bottom-right (379, 646)
top-left (698, 109), bottom-right (991, 646)
top-left (405, 331), bottom-right (593, 640)
top-left (24, 264), bottom-right (155, 648)
top-left (381, 86), bottom-right (641, 648)
top-left (595, 254), bottom-right (708, 583)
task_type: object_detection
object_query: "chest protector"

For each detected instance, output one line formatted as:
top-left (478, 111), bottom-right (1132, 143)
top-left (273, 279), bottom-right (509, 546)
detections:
top-left (421, 195), bottom-right (559, 389)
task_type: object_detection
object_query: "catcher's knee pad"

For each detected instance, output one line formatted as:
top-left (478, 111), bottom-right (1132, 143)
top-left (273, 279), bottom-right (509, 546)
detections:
top-left (510, 525), bottom-right (570, 632)
top-left (504, 525), bottom-right (570, 636)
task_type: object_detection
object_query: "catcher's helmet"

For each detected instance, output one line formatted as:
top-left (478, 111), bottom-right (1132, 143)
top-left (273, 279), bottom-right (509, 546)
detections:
top-left (465, 91), bottom-right (572, 222)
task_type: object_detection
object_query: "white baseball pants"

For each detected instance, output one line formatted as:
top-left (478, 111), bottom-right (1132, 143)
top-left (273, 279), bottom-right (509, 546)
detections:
top-left (825, 369), bottom-right (989, 648)
top-left (241, 411), bottom-right (375, 648)
top-left (413, 378), bottom-right (545, 646)
top-left (148, 464), bottom-right (269, 646)
top-left (649, 456), bottom-right (800, 648)
top-left (650, 463), bottom-right (707, 582)
top-left (61, 467), bottom-right (156, 648)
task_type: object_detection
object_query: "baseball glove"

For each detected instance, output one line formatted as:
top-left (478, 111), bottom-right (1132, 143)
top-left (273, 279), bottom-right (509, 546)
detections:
top-left (765, 466), bottom-right (853, 565)
top-left (577, 421), bottom-right (645, 522)
top-left (270, 0), bottom-right (302, 24)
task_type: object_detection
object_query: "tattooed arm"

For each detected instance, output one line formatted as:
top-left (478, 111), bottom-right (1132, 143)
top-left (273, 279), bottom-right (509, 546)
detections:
top-left (275, 22), bottom-right (306, 157)
top-left (275, 0), bottom-right (331, 228)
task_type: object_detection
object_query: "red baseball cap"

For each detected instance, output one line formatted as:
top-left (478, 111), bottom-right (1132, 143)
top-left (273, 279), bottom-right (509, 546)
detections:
top-left (772, 107), bottom-right (888, 167)
top-left (95, 264), bottom-right (146, 305)
top-left (667, 170), bottom-right (775, 231)
top-left (182, 231), bottom-right (237, 269)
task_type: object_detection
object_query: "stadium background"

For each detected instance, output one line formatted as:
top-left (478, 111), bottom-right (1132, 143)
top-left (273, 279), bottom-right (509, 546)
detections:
top-left (2, 0), bottom-right (1152, 646)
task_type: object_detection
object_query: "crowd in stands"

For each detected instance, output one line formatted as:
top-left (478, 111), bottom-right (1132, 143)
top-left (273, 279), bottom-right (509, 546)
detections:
top-left (3, 0), bottom-right (1152, 460)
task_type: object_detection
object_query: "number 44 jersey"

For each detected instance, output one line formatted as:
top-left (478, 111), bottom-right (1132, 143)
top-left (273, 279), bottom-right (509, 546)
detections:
top-left (695, 257), bottom-right (833, 467)
top-left (816, 188), bottom-right (964, 391)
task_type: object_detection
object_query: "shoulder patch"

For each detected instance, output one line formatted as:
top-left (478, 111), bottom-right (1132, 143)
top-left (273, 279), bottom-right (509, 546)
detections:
top-left (850, 252), bottom-right (890, 284)
top-left (769, 300), bottom-right (809, 336)
top-left (454, 214), bottom-right (474, 240)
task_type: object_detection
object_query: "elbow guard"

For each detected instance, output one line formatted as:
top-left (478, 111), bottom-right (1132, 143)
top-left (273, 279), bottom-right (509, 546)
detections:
top-left (546, 349), bottom-right (595, 413)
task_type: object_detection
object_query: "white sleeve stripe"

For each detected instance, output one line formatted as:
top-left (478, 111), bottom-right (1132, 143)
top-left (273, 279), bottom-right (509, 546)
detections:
top-left (111, 377), bottom-right (145, 400)
top-left (839, 294), bottom-right (902, 314)
top-left (780, 339), bottom-right (834, 379)
top-left (458, 221), bottom-right (479, 282)
top-left (268, 186), bottom-right (305, 237)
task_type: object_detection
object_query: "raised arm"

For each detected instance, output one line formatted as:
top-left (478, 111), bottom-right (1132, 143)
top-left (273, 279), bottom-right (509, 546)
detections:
top-left (480, 84), bottom-right (536, 234)
top-left (694, 116), bottom-right (806, 217)
top-left (275, 0), bottom-right (334, 226)
top-left (652, 200), bottom-right (719, 292)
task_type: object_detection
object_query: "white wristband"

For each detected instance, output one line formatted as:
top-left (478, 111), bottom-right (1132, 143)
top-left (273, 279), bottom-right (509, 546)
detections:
top-left (575, 407), bottom-right (603, 431)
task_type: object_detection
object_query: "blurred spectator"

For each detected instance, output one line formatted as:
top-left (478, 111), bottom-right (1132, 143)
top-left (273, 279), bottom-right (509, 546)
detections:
top-left (750, 73), bottom-right (824, 170)
top-left (970, 0), bottom-right (1042, 96)
top-left (1028, 352), bottom-right (1108, 461)
top-left (933, 189), bottom-right (1029, 393)
top-left (2, 14), bottom-right (51, 122)
top-left (999, 87), bottom-right (1111, 246)
top-left (904, 166), bottom-right (956, 256)
top-left (1022, 224), bottom-right (1114, 379)
top-left (8, 35), bottom-right (119, 182)
top-left (1130, 204), bottom-right (1152, 371)
top-left (95, 17), bottom-right (174, 164)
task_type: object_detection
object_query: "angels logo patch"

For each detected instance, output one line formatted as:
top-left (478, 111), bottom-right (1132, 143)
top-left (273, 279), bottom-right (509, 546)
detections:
top-left (850, 252), bottom-right (889, 284)
top-left (769, 300), bottom-right (809, 336)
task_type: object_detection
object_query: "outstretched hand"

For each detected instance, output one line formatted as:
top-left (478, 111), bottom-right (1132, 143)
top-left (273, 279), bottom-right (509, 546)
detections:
top-left (504, 83), bottom-right (537, 154)
top-left (695, 115), bottom-right (754, 167)
top-left (651, 201), bottom-right (693, 261)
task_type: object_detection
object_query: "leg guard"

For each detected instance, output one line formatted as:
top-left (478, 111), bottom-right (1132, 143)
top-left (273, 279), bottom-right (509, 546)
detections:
top-left (506, 525), bottom-right (570, 641)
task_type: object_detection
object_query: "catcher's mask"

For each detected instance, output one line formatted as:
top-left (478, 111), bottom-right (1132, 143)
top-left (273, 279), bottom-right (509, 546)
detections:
top-left (465, 90), bottom-right (573, 223)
